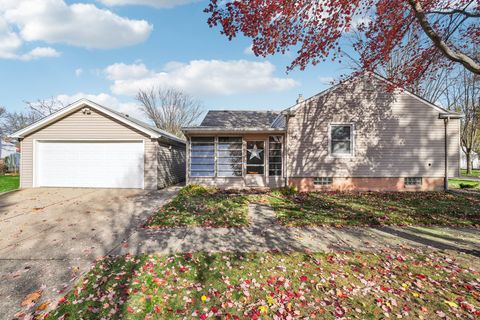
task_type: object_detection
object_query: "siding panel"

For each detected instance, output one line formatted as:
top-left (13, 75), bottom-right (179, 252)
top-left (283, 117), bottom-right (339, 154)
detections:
top-left (157, 143), bottom-right (186, 188)
top-left (287, 76), bottom-right (460, 178)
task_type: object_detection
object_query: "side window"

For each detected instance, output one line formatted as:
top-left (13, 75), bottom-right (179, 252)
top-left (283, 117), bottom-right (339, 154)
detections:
top-left (330, 124), bottom-right (353, 156)
top-left (269, 136), bottom-right (283, 176)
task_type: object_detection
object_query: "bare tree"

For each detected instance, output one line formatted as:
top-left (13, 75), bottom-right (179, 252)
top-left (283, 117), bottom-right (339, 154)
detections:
top-left (24, 96), bottom-right (64, 118)
top-left (447, 70), bottom-right (480, 174)
top-left (136, 87), bottom-right (203, 138)
top-left (0, 97), bottom-right (64, 138)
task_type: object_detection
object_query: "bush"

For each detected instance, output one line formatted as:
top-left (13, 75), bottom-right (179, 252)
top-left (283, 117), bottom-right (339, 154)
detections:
top-left (272, 186), bottom-right (298, 197)
top-left (459, 182), bottom-right (478, 189)
top-left (180, 184), bottom-right (215, 197)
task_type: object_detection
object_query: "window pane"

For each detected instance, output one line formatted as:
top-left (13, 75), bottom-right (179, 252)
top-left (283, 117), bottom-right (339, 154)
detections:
top-left (219, 137), bottom-right (242, 143)
top-left (191, 151), bottom-right (214, 157)
top-left (191, 171), bottom-right (214, 177)
top-left (247, 166), bottom-right (264, 174)
top-left (217, 157), bottom-right (242, 165)
top-left (217, 164), bottom-right (242, 171)
top-left (247, 141), bottom-right (265, 167)
top-left (331, 126), bottom-right (351, 140)
top-left (269, 136), bottom-right (282, 176)
top-left (217, 150), bottom-right (242, 157)
top-left (191, 137), bottom-right (214, 143)
top-left (191, 164), bottom-right (215, 171)
top-left (332, 141), bottom-right (351, 154)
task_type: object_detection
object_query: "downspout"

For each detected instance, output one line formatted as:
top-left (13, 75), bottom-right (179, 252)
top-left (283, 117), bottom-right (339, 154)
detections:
top-left (444, 117), bottom-right (449, 191)
top-left (284, 113), bottom-right (290, 188)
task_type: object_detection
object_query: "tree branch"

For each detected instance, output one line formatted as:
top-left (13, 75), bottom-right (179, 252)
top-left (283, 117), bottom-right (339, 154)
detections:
top-left (407, 0), bottom-right (480, 74)
top-left (426, 9), bottom-right (480, 18)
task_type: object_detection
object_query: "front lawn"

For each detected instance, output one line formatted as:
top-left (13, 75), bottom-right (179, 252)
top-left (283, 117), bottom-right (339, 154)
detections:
top-left (145, 185), bottom-right (250, 228)
top-left (449, 178), bottom-right (480, 190)
top-left (0, 175), bottom-right (19, 193)
top-left (266, 190), bottom-right (480, 226)
top-left (461, 169), bottom-right (480, 177)
top-left (47, 250), bottom-right (480, 319)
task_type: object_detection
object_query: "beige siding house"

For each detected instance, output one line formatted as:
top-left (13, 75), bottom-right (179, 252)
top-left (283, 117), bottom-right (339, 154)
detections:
top-left (182, 73), bottom-right (462, 191)
top-left (12, 99), bottom-right (185, 190)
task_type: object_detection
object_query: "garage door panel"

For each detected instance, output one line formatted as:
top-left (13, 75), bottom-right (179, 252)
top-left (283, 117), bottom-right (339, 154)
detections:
top-left (35, 141), bottom-right (144, 188)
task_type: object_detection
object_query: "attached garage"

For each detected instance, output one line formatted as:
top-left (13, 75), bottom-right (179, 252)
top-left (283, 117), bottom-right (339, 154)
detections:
top-left (11, 99), bottom-right (186, 190)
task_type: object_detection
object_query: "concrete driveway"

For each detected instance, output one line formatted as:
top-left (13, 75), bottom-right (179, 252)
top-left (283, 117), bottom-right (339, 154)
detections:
top-left (0, 187), bottom-right (179, 320)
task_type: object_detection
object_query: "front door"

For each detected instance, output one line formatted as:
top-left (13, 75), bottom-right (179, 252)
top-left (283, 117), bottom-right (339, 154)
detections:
top-left (245, 140), bottom-right (267, 187)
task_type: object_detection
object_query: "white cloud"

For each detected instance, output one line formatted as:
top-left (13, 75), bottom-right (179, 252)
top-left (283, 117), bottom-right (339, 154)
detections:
top-left (104, 60), bottom-right (299, 97)
top-left (243, 44), bottom-right (254, 55)
top-left (98, 0), bottom-right (200, 8)
top-left (56, 92), bottom-right (145, 120)
top-left (75, 68), bottom-right (83, 77)
top-left (0, 0), bottom-right (152, 59)
top-left (104, 62), bottom-right (153, 80)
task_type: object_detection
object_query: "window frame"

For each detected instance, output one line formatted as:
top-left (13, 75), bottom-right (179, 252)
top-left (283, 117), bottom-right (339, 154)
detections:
top-left (405, 177), bottom-right (422, 187)
top-left (314, 177), bottom-right (333, 186)
top-left (246, 140), bottom-right (265, 175)
top-left (189, 137), bottom-right (215, 177)
top-left (216, 136), bottom-right (243, 177)
top-left (268, 136), bottom-right (283, 177)
top-left (328, 123), bottom-right (355, 158)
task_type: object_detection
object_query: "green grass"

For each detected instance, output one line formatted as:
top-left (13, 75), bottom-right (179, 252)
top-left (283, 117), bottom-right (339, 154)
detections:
top-left (47, 250), bottom-right (480, 319)
top-left (0, 175), bottom-right (19, 193)
top-left (449, 178), bottom-right (480, 190)
top-left (145, 185), bottom-right (250, 228)
top-left (265, 190), bottom-right (480, 226)
top-left (461, 169), bottom-right (480, 177)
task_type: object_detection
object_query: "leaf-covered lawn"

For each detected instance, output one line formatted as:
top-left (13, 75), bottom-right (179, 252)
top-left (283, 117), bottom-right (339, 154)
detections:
top-left (0, 175), bottom-right (19, 193)
top-left (47, 250), bottom-right (480, 319)
top-left (145, 185), bottom-right (250, 228)
top-left (265, 191), bottom-right (480, 227)
top-left (461, 169), bottom-right (480, 178)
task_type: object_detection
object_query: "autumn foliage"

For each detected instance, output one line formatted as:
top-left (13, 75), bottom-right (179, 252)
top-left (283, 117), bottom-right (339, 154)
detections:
top-left (205, 0), bottom-right (480, 86)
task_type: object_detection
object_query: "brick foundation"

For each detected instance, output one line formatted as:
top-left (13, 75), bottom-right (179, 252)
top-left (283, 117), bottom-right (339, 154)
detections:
top-left (289, 177), bottom-right (445, 192)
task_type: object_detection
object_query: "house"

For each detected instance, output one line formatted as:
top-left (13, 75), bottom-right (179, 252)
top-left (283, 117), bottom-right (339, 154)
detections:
top-left (182, 73), bottom-right (462, 191)
top-left (0, 139), bottom-right (18, 158)
top-left (461, 150), bottom-right (479, 170)
top-left (10, 99), bottom-right (185, 189)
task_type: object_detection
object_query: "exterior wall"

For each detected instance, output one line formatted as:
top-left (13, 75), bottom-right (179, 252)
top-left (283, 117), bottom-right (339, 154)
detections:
top-left (286, 75), bottom-right (461, 184)
top-left (289, 177), bottom-right (444, 192)
top-left (157, 142), bottom-right (186, 188)
top-left (20, 108), bottom-right (159, 189)
top-left (187, 133), bottom-right (286, 189)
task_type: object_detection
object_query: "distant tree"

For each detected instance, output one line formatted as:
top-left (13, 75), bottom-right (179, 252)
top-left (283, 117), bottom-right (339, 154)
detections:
top-left (447, 70), bottom-right (480, 174)
top-left (206, 0), bottom-right (480, 86)
top-left (0, 97), bottom-right (63, 137)
top-left (136, 87), bottom-right (203, 138)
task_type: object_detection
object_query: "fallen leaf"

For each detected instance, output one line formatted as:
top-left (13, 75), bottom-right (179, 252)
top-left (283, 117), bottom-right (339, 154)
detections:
top-left (21, 290), bottom-right (42, 306)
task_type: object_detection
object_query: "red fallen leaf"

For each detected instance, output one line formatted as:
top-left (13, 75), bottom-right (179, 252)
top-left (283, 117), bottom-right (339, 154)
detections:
top-left (127, 306), bottom-right (135, 314)
top-left (21, 290), bottom-right (42, 306)
top-left (58, 297), bottom-right (67, 304)
top-left (154, 305), bottom-right (162, 313)
top-left (36, 301), bottom-right (50, 311)
top-left (334, 306), bottom-right (345, 317)
top-left (200, 314), bottom-right (207, 320)
top-left (179, 265), bottom-right (187, 273)
top-left (299, 275), bottom-right (308, 282)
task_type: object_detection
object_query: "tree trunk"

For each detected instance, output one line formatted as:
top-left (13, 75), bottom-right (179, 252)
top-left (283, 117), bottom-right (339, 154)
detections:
top-left (466, 151), bottom-right (472, 175)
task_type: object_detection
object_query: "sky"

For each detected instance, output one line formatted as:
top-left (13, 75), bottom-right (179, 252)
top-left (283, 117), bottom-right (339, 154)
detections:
top-left (0, 0), bottom-right (353, 123)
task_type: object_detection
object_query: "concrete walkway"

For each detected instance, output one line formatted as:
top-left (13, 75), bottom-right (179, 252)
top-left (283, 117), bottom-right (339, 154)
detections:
top-left (115, 204), bottom-right (480, 257)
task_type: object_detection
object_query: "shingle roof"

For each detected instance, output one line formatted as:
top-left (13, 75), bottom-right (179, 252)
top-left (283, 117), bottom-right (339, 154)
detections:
top-left (200, 110), bottom-right (280, 128)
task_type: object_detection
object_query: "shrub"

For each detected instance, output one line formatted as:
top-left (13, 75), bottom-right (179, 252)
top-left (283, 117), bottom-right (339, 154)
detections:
top-left (272, 186), bottom-right (298, 197)
top-left (459, 182), bottom-right (478, 189)
top-left (180, 184), bottom-right (215, 197)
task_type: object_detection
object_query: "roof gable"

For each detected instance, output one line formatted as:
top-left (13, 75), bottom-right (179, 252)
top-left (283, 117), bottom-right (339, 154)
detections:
top-left (10, 99), bottom-right (185, 144)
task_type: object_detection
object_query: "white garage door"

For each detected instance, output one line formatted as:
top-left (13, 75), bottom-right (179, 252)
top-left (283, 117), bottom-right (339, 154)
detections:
top-left (35, 141), bottom-right (144, 188)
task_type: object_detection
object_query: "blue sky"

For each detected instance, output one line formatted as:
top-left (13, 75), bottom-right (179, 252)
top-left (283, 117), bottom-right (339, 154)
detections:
top-left (0, 0), bottom-right (352, 122)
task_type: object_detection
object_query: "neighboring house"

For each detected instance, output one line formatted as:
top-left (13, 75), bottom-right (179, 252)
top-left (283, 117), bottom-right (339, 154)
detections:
top-left (182, 73), bottom-right (462, 191)
top-left (10, 99), bottom-right (186, 189)
top-left (461, 150), bottom-right (479, 170)
top-left (0, 139), bottom-right (18, 158)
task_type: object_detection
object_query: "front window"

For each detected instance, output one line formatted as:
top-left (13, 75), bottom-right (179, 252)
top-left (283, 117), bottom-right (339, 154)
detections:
top-left (314, 177), bottom-right (333, 185)
top-left (405, 177), bottom-right (422, 187)
top-left (269, 136), bottom-right (283, 176)
top-left (330, 124), bottom-right (353, 156)
top-left (190, 137), bottom-right (215, 177)
top-left (246, 141), bottom-right (265, 174)
top-left (217, 137), bottom-right (242, 177)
